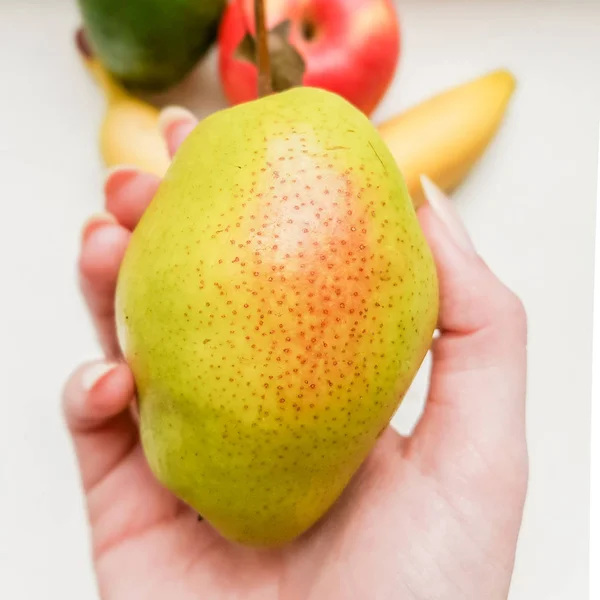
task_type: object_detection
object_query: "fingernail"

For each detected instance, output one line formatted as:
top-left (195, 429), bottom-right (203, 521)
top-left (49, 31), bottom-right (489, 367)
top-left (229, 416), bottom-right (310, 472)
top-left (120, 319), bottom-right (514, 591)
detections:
top-left (81, 362), bottom-right (118, 392)
top-left (157, 105), bottom-right (197, 140)
top-left (82, 213), bottom-right (118, 243)
top-left (420, 175), bottom-right (475, 254)
top-left (104, 165), bottom-right (140, 198)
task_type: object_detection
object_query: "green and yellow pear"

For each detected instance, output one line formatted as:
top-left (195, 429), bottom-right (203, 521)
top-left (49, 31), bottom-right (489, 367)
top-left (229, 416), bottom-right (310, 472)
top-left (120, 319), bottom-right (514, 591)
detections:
top-left (115, 86), bottom-right (439, 547)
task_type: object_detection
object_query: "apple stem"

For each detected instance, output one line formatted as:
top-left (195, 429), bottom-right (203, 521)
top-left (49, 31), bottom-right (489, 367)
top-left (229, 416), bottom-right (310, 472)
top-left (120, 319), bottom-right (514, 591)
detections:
top-left (254, 0), bottom-right (273, 97)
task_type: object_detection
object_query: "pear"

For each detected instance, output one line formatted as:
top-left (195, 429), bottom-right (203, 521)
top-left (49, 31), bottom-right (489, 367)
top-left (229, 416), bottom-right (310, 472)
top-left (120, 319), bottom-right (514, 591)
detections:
top-left (115, 86), bottom-right (439, 547)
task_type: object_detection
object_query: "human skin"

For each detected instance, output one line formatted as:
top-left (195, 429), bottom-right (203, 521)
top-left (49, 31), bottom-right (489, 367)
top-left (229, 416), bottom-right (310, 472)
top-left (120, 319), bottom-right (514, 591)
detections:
top-left (64, 107), bottom-right (528, 600)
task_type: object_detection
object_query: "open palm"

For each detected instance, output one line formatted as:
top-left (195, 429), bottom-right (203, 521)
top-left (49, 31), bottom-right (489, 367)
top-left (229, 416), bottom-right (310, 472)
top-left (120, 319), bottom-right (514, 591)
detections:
top-left (65, 111), bottom-right (528, 600)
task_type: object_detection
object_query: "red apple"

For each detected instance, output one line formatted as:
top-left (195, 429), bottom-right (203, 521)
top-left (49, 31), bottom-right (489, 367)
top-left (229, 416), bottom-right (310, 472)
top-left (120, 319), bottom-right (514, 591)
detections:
top-left (217, 0), bottom-right (401, 116)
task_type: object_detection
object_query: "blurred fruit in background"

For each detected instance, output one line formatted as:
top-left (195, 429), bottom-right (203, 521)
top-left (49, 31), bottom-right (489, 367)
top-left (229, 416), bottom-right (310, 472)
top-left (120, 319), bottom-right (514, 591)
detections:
top-left (73, 1), bottom-right (516, 206)
top-left (76, 0), bottom-right (227, 92)
top-left (76, 30), bottom-right (170, 177)
top-left (79, 40), bottom-right (516, 207)
top-left (379, 69), bottom-right (517, 207)
top-left (217, 0), bottom-right (401, 116)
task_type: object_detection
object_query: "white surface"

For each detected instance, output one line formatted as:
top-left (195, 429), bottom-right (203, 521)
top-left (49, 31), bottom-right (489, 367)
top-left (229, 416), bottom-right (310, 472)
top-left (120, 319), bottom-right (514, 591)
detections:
top-left (590, 126), bottom-right (600, 600)
top-left (0, 0), bottom-right (598, 599)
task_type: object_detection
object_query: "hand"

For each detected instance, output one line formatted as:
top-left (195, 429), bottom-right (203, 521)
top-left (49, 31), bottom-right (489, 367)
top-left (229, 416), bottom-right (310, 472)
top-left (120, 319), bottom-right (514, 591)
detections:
top-left (64, 107), bottom-right (528, 600)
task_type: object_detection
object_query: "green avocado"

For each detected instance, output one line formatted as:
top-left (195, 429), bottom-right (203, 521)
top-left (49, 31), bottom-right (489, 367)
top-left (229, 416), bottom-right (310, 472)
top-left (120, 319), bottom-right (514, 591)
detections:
top-left (77, 0), bottom-right (227, 91)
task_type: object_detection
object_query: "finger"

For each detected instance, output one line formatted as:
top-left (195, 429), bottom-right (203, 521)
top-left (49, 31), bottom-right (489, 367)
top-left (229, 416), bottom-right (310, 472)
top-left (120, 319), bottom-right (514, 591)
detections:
top-left (64, 362), bottom-right (192, 558)
top-left (63, 361), bottom-right (137, 492)
top-left (104, 168), bottom-right (160, 231)
top-left (104, 107), bottom-right (197, 230)
top-left (79, 220), bottom-right (131, 358)
top-left (157, 106), bottom-right (198, 158)
top-left (413, 176), bottom-right (527, 450)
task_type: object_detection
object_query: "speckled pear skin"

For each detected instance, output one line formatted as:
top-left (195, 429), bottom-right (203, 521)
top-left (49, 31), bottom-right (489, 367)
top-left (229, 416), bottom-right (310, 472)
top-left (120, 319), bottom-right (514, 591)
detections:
top-left (115, 86), bottom-right (439, 547)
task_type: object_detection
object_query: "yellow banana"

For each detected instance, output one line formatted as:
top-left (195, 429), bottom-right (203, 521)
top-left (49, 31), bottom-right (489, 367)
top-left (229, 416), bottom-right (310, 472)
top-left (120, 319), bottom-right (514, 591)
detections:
top-left (77, 31), bottom-right (170, 178)
top-left (377, 68), bottom-right (516, 207)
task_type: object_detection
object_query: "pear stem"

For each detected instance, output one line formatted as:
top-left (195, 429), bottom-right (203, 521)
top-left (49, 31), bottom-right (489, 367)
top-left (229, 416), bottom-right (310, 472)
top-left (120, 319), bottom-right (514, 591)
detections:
top-left (254, 0), bottom-right (272, 97)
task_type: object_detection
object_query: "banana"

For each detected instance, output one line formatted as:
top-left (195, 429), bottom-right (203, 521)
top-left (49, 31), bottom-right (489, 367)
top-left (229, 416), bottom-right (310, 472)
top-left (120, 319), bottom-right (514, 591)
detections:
top-left (76, 29), bottom-right (170, 178)
top-left (377, 69), bottom-right (516, 207)
top-left (77, 29), bottom-right (515, 206)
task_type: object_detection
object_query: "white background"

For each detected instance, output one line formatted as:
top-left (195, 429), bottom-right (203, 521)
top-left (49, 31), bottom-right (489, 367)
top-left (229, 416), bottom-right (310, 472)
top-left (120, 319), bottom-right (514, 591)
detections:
top-left (0, 0), bottom-right (598, 599)
top-left (590, 123), bottom-right (599, 600)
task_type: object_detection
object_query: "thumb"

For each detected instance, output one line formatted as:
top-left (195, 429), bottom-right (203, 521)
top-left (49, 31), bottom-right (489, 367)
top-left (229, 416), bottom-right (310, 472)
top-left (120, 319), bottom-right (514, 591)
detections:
top-left (413, 176), bottom-right (527, 461)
